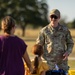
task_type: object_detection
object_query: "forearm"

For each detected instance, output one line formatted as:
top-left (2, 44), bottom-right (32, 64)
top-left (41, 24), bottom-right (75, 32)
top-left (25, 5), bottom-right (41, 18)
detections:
top-left (66, 30), bottom-right (74, 55)
top-left (23, 51), bottom-right (32, 71)
top-left (66, 43), bottom-right (74, 55)
top-left (36, 31), bottom-right (45, 45)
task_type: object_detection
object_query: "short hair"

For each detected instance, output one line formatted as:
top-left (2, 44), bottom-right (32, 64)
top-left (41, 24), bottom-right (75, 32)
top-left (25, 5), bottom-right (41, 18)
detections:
top-left (1, 16), bottom-right (15, 34)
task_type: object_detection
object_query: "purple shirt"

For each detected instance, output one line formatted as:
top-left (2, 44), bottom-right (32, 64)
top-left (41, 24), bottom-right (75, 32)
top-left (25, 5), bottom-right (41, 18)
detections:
top-left (0, 35), bottom-right (27, 75)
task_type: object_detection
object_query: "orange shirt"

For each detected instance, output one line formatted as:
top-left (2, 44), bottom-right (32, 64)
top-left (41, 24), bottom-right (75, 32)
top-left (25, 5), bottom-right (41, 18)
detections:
top-left (25, 60), bottom-right (49, 75)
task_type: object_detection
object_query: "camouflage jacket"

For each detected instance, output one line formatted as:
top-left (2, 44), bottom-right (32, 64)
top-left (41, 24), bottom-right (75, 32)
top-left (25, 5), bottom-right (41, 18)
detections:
top-left (36, 24), bottom-right (74, 62)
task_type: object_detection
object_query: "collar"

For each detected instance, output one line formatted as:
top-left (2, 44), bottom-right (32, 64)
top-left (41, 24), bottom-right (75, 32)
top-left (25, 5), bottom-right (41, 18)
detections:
top-left (48, 23), bottom-right (62, 31)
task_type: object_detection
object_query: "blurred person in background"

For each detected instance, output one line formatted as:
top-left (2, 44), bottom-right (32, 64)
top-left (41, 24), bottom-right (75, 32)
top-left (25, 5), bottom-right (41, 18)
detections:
top-left (0, 16), bottom-right (33, 75)
top-left (36, 9), bottom-right (74, 75)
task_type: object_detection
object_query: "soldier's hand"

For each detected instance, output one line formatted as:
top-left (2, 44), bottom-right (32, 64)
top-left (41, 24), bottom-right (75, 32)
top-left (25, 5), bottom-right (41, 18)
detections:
top-left (63, 52), bottom-right (69, 60)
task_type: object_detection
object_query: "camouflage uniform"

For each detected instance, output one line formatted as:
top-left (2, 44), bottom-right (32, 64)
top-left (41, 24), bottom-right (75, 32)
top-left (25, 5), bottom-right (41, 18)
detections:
top-left (36, 24), bottom-right (74, 72)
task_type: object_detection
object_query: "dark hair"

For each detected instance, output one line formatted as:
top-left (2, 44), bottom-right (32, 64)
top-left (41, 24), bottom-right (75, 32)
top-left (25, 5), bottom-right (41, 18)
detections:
top-left (1, 16), bottom-right (15, 34)
top-left (32, 44), bottom-right (43, 74)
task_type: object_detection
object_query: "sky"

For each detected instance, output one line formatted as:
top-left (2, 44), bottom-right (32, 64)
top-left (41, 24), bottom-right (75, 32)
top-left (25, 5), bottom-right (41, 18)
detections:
top-left (47, 0), bottom-right (75, 22)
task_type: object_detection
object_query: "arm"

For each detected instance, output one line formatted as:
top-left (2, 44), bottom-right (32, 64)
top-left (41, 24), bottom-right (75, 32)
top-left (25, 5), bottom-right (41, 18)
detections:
top-left (25, 69), bottom-right (29, 75)
top-left (36, 30), bottom-right (45, 46)
top-left (63, 30), bottom-right (74, 60)
top-left (23, 51), bottom-right (33, 73)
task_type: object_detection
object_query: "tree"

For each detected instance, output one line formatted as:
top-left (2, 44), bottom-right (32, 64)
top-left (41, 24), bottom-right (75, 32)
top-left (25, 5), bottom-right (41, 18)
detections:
top-left (16, 0), bottom-right (49, 36)
top-left (0, 0), bottom-right (49, 36)
top-left (59, 16), bottom-right (67, 25)
top-left (67, 19), bottom-right (75, 28)
top-left (67, 22), bottom-right (73, 28)
top-left (72, 19), bottom-right (75, 28)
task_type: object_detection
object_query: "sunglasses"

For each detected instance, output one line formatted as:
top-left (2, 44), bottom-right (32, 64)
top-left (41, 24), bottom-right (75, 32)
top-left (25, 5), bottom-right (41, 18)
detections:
top-left (50, 15), bottom-right (58, 19)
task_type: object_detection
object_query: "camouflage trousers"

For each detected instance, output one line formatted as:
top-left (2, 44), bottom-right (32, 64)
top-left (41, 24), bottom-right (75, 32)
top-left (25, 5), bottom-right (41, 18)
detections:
top-left (46, 59), bottom-right (69, 73)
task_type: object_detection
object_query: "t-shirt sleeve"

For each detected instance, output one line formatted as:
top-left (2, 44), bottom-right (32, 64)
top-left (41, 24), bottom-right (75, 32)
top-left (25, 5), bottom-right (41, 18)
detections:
top-left (20, 40), bottom-right (27, 56)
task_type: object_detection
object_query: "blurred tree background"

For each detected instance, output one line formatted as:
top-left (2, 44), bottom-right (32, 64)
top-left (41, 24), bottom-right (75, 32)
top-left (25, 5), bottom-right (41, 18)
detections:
top-left (0, 0), bottom-right (75, 36)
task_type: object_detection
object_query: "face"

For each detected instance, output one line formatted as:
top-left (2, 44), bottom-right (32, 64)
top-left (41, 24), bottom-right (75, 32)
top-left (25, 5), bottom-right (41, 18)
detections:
top-left (49, 15), bottom-right (60, 27)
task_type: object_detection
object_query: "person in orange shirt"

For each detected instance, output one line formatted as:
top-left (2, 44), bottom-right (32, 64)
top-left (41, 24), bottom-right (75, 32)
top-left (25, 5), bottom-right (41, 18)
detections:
top-left (25, 44), bottom-right (49, 75)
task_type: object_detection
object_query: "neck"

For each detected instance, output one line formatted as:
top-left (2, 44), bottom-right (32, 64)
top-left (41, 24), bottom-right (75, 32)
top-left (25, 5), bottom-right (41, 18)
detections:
top-left (50, 23), bottom-right (59, 28)
top-left (4, 33), bottom-right (14, 36)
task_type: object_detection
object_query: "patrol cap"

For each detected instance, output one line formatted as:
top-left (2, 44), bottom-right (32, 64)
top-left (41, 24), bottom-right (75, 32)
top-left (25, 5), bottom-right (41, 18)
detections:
top-left (50, 9), bottom-right (60, 17)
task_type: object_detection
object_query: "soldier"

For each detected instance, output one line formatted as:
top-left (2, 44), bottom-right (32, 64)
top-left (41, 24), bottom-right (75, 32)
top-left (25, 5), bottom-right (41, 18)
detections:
top-left (36, 9), bottom-right (74, 75)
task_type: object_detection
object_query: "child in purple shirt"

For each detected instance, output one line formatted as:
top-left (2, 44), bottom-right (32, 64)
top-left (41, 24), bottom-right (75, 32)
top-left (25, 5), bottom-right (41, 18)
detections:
top-left (0, 16), bottom-right (33, 75)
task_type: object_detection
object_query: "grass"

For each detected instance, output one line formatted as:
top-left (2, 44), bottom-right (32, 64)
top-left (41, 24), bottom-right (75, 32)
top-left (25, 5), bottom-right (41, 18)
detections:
top-left (68, 60), bottom-right (75, 70)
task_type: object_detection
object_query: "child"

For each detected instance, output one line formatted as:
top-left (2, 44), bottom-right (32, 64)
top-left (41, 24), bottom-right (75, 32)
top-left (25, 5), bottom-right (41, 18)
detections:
top-left (25, 44), bottom-right (49, 75)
